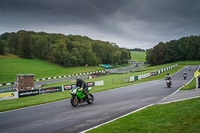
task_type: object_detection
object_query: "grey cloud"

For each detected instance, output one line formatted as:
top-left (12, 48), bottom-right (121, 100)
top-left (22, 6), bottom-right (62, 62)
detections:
top-left (0, 0), bottom-right (200, 49)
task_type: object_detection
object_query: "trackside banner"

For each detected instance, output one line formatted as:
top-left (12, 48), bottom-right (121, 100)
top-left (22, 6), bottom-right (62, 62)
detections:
top-left (63, 85), bottom-right (72, 90)
top-left (86, 82), bottom-right (95, 87)
top-left (40, 87), bottom-right (62, 94)
top-left (0, 92), bottom-right (18, 100)
top-left (19, 90), bottom-right (39, 98)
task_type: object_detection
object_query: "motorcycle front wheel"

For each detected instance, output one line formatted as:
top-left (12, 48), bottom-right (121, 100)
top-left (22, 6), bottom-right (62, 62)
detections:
top-left (87, 94), bottom-right (94, 104)
top-left (71, 95), bottom-right (79, 107)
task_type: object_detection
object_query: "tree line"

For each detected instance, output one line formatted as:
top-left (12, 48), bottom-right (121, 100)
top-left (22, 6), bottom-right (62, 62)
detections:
top-left (0, 30), bottom-right (131, 67)
top-left (129, 48), bottom-right (145, 52)
top-left (146, 35), bottom-right (200, 65)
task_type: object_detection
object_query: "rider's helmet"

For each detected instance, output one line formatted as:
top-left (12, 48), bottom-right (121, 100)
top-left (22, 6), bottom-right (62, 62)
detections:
top-left (184, 72), bottom-right (187, 74)
top-left (167, 73), bottom-right (169, 76)
top-left (76, 77), bottom-right (80, 80)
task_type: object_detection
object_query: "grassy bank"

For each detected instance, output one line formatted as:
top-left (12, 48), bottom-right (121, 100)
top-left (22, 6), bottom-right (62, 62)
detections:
top-left (181, 78), bottom-right (196, 90)
top-left (0, 58), bottom-right (103, 83)
top-left (88, 97), bottom-right (200, 133)
top-left (130, 51), bottom-right (146, 62)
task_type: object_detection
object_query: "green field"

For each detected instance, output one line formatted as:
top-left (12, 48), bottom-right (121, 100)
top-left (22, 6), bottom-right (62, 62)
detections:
top-left (0, 57), bottom-right (103, 83)
top-left (130, 51), bottom-right (146, 62)
top-left (88, 97), bottom-right (200, 133)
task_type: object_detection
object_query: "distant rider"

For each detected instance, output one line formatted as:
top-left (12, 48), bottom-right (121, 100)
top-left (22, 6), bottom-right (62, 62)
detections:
top-left (183, 72), bottom-right (187, 78)
top-left (76, 77), bottom-right (88, 94)
top-left (189, 67), bottom-right (191, 71)
top-left (165, 73), bottom-right (172, 80)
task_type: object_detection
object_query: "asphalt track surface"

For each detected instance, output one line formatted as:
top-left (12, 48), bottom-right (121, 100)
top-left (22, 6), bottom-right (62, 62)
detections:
top-left (0, 66), bottom-right (198, 133)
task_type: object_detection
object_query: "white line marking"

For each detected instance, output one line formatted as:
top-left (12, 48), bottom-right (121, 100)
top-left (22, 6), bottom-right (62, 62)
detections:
top-left (81, 95), bottom-right (200, 133)
top-left (80, 104), bottom-right (155, 133)
top-left (158, 95), bottom-right (200, 105)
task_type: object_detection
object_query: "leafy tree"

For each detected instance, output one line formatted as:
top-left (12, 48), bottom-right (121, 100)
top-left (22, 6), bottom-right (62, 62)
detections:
top-left (33, 37), bottom-right (49, 59)
top-left (84, 50), bottom-right (98, 66)
top-left (18, 31), bottom-right (33, 59)
top-left (121, 48), bottom-right (130, 63)
top-left (146, 48), bottom-right (153, 65)
top-left (8, 33), bottom-right (19, 54)
top-left (113, 51), bottom-right (121, 65)
top-left (1, 30), bottom-right (131, 67)
top-left (0, 40), bottom-right (5, 55)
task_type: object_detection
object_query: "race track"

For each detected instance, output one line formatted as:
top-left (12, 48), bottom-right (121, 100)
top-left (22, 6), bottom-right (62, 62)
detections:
top-left (0, 66), bottom-right (198, 133)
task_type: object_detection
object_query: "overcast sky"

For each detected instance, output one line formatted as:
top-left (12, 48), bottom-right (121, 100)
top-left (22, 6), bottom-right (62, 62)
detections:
top-left (0, 0), bottom-right (200, 49)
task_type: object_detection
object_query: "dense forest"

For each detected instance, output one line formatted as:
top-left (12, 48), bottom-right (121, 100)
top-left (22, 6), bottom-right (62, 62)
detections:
top-left (0, 30), bottom-right (131, 67)
top-left (146, 35), bottom-right (200, 65)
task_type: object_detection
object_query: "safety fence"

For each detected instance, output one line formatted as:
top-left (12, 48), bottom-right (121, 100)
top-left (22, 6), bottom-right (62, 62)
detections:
top-left (129, 64), bottom-right (177, 82)
top-left (110, 64), bottom-right (178, 85)
top-left (0, 70), bottom-right (105, 86)
top-left (105, 63), bottom-right (146, 74)
top-left (0, 80), bottom-right (104, 101)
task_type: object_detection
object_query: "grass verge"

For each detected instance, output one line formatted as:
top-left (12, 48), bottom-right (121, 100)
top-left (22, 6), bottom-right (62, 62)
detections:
top-left (181, 78), bottom-right (196, 90)
top-left (88, 97), bottom-right (200, 133)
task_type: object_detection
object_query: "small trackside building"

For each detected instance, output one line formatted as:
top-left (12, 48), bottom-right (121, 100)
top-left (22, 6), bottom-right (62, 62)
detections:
top-left (16, 74), bottom-right (35, 91)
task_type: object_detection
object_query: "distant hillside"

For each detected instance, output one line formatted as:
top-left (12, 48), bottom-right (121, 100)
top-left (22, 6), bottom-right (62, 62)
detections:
top-left (130, 51), bottom-right (146, 62)
top-left (0, 30), bottom-right (131, 67)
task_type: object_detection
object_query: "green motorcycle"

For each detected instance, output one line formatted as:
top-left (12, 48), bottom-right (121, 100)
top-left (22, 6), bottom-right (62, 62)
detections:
top-left (70, 87), bottom-right (94, 107)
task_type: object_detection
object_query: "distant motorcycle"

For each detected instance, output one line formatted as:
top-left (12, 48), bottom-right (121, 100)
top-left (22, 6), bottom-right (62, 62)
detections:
top-left (183, 73), bottom-right (187, 80)
top-left (70, 87), bottom-right (94, 107)
top-left (189, 67), bottom-right (191, 71)
top-left (166, 80), bottom-right (172, 88)
top-left (165, 76), bottom-right (172, 88)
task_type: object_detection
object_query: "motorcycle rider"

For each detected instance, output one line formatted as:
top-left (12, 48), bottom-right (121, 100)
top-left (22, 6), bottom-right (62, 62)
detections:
top-left (76, 77), bottom-right (88, 94)
top-left (165, 73), bottom-right (172, 80)
top-left (183, 72), bottom-right (187, 79)
top-left (165, 73), bottom-right (172, 87)
top-left (189, 67), bottom-right (191, 71)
